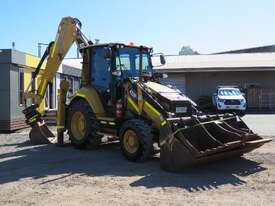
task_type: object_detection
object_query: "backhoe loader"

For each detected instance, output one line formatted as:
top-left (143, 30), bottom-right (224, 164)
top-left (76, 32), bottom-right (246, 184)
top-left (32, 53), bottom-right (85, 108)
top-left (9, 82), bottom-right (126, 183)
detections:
top-left (23, 17), bottom-right (271, 171)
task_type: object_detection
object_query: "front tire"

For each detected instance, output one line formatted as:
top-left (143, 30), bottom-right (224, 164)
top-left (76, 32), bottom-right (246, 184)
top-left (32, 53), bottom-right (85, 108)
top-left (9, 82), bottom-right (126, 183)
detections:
top-left (67, 99), bottom-right (101, 149)
top-left (119, 119), bottom-right (154, 162)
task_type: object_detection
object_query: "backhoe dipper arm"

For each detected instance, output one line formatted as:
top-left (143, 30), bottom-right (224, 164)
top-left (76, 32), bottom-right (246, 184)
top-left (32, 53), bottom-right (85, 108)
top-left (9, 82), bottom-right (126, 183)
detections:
top-left (23, 16), bottom-right (91, 126)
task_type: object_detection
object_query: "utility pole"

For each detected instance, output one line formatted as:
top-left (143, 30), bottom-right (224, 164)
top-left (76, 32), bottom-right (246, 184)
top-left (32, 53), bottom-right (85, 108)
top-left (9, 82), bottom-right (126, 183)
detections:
top-left (37, 42), bottom-right (48, 57)
top-left (95, 39), bottom-right (100, 45)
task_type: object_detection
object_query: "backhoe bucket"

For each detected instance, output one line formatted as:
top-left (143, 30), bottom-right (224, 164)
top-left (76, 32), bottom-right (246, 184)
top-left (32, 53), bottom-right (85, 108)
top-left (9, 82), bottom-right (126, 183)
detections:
top-left (160, 114), bottom-right (271, 172)
top-left (29, 122), bottom-right (56, 145)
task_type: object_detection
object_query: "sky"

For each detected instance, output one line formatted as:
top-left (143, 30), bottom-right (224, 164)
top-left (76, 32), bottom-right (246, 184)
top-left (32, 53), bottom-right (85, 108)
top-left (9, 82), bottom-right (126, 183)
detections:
top-left (1, 0), bottom-right (275, 57)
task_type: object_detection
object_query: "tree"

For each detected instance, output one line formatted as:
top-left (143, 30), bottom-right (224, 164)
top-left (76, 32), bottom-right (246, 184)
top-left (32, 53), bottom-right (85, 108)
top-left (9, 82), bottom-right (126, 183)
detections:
top-left (179, 46), bottom-right (199, 55)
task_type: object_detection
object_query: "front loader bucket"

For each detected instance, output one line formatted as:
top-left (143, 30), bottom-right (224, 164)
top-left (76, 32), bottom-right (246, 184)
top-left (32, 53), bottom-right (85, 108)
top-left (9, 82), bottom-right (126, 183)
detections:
top-left (160, 114), bottom-right (272, 172)
top-left (29, 122), bottom-right (56, 145)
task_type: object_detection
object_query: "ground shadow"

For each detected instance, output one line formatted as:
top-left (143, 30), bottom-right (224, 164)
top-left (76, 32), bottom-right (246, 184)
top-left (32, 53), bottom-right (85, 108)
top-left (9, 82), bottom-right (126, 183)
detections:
top-left (0, 141), bottom-right (33, 148)
top-left (0, 140), bottom-right (267, 192)
top-left (0, 130), bottom-right (16, 134)
top-left (130, 157), bottom-right (264, 192)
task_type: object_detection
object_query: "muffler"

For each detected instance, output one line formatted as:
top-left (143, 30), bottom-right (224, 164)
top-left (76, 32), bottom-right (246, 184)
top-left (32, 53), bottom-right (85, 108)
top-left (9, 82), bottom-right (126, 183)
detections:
top-left (160, 114), bottom-right (272, 172)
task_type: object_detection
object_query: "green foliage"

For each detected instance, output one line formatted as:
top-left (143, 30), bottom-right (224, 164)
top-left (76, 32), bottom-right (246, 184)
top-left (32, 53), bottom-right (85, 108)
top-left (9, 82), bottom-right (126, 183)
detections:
top-left (179, 46), bottom-right (199, 55)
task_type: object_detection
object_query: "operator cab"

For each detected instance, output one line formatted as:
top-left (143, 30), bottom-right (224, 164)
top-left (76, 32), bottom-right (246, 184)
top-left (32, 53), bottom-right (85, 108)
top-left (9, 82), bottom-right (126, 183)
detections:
top-left (88, 43), bottom-right (153, 87)
top-left (82, 43), bottom-right (154, 114)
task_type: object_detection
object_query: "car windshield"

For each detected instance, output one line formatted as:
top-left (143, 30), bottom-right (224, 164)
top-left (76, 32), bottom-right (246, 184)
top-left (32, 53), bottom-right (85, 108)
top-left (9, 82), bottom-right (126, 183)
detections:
top-left (218, 88), bottom-right (241, 96)
top-left (115, 47), bottom-right (152, 78)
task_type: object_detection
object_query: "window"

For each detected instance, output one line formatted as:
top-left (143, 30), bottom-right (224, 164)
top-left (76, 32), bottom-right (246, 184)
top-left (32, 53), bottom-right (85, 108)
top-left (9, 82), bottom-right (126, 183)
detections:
top-left (68, 77), bottom-right (74, 96)
top-left (74, 78), bottom-right (80, 92)
top-left (218, 88), bottom-right (241, 96)
top-left (115, 47), bottom-right (152, 79)
top-left (116, 54), bottom-right (131, 71)
top-left (116, 54), bottom-right (131, 77)
top-left (91, 47), bottom-right (111, 89)
top-left (135, 54), bottom-right (151, 72)
top-left (19, 69), bottom-right (24, 105)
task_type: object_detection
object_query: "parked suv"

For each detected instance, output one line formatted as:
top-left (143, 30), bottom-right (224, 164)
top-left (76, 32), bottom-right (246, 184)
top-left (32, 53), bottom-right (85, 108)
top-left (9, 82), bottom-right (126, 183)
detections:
top-left (212, 86), bottom-right (246, 114)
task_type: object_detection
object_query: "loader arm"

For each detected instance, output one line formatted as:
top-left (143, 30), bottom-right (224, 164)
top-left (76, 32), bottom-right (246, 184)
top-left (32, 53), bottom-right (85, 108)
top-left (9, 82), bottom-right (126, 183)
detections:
top-left (127, 80), bottom-right (271, 171)
top-left (23, 16), bottom-right (91, 144)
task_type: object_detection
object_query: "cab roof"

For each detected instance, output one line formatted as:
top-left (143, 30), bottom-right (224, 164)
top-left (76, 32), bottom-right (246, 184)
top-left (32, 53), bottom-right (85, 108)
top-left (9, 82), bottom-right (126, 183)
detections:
top-left (81, 42), bottom-right (151, 51)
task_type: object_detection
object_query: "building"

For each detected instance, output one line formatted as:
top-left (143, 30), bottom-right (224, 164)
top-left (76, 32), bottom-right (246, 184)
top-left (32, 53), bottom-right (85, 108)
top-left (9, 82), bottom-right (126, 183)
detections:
top-left (35, 47), bottom-right (275, 112)
top-left (0, 49), bottom-right (81, 131)
top-left (214, 44), bottom-right (275, 54)
top-left (3, 45), bottom-right (272, 131)
top-left (155, 52), bottom-right (275, 111)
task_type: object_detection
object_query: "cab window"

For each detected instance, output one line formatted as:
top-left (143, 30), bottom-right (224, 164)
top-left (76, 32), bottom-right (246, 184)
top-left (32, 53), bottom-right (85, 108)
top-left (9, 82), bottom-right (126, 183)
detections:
top-left (91, 47), bottom-right (111, 89)
top-left (135, 54), bottom-right (151, 72)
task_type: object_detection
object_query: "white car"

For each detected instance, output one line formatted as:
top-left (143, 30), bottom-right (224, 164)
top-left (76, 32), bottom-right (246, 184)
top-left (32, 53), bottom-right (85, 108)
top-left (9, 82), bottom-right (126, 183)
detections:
top-left (212, 87), bottom-right (246, 113)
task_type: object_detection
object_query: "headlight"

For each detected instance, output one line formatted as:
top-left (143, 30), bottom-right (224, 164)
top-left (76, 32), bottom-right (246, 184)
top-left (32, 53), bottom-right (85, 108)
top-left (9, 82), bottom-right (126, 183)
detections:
top-left (240, 99), bottom-right (246, 104)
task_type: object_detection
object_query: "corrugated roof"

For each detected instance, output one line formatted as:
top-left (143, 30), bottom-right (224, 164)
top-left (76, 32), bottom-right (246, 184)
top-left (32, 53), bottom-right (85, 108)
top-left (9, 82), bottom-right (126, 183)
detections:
top-left (59, 53), bottom-right (275, 73)
top-left (153, 53), bottom-right (275, 72)
top-left (214, 44), bottom-right (275, 54)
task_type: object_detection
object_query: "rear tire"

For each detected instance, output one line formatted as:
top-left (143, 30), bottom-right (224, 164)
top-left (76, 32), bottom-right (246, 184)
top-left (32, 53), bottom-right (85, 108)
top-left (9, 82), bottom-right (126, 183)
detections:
top-left (67, 99), bottom-right (101, 149)
top-left (119, 119), bottom-right (154, 162)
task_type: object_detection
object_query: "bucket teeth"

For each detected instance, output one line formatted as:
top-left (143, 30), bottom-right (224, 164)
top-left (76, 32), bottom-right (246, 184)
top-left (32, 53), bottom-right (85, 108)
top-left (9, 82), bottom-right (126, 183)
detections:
top-left (160, 114), bottom-right (272, 172)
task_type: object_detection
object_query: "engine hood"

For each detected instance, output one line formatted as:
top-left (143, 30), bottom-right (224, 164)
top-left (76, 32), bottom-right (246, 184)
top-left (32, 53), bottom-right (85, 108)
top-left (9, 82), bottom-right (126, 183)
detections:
top-left (144, 81), bottom-right (196, 106)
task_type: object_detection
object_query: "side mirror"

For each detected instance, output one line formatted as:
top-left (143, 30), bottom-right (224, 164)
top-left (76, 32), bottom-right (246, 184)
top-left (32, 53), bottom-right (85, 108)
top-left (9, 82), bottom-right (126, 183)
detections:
top-left (151, 53), bottom-right (166, 67)
top-left (160, 54), bottom-right (166, 65)
top-left (104, 47), bottom-right (112, 60)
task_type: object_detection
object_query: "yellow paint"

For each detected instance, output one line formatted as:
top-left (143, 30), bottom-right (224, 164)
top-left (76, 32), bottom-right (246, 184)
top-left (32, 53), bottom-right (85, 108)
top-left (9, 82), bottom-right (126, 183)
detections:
top-left (23, 72), bottom-right (32, 91)
top-left (51, 42), bottom-right (57, 58)
top-left (28, 114), bottom-right (38, 123)
top-left (161, 120), bottom-right (167, 126)
top-left (36, 76), bottom-right (46, 113)
top-left (72, 87), bottom-right (105, 117)
top-left (75, 93), bottom-right (86, 98)
top-left (25, 54), bottom-right (46, 69)
top-left (24, 54), bottom-right (47, 113)
top-left (144, 101), bottom-right (161, 117)
top-left (39, 79), bottom-right (48, 96)
top-left (143, 101), bottom-right (162, 128)
top-left (127, 97), bottom-right (139, 113)
top-left (100, 121), bottom-right (116, 125)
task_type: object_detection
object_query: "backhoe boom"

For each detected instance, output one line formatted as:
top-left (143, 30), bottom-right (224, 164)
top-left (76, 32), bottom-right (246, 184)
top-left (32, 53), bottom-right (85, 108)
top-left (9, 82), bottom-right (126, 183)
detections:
top-left (23, 17), bottom-right (91, 144)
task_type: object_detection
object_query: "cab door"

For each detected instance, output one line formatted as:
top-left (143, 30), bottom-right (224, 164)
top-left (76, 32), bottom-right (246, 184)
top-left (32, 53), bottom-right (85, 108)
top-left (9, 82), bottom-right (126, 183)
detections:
top-left (91, 47), bottom-right (112, 90)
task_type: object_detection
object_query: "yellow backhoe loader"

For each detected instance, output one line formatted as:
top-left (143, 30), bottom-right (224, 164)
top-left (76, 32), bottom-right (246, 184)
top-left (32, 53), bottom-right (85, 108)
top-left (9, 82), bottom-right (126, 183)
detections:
top-left (23, 17), bottom-right (271, 171)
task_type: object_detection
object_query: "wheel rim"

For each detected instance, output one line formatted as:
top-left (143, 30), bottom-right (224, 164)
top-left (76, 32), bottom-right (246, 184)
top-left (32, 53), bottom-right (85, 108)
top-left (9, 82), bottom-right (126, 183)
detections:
top-left (123, 129), bottom-right (139, 154)
top-left (71, 111), bottom-right (86, 141)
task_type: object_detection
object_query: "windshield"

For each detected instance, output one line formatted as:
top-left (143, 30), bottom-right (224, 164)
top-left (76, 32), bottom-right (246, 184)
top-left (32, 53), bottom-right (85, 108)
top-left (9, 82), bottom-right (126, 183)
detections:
top-left (218, 88), bottom-right (241, 96)
top-left (115, 47), bottom-right (152, 78)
